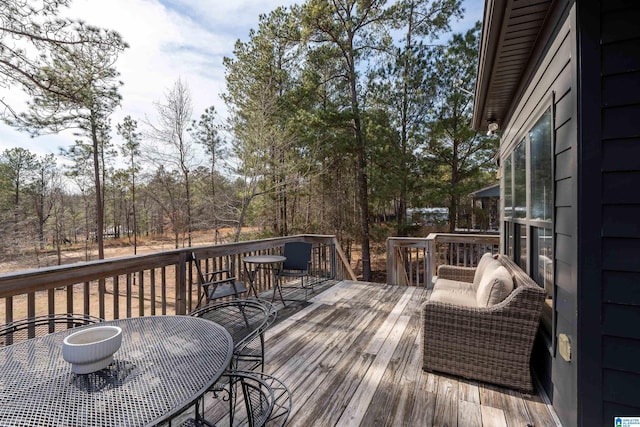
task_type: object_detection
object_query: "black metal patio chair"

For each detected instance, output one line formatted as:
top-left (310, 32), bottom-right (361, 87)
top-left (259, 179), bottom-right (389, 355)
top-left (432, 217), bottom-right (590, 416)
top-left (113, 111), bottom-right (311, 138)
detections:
top-left (276, 242), bottom-right (313, 301)
top-left (0, 313), bottom-right (104, 347)
top-left (189, 298), bottom-right (276, 372)
top-left (185, 370), bottom-right (291, 427)
top-left (190, 252), bottom-right (248, 309)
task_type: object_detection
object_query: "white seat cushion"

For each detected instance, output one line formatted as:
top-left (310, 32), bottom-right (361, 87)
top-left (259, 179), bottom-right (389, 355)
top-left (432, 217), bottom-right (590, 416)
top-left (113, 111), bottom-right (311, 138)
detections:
top-left (430, 278), bottom-right (477, 307)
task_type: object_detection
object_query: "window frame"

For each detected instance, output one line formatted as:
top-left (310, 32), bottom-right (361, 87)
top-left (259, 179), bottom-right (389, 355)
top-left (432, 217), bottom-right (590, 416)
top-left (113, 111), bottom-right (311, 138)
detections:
top-left (500, 98), bottom-right (555, 346)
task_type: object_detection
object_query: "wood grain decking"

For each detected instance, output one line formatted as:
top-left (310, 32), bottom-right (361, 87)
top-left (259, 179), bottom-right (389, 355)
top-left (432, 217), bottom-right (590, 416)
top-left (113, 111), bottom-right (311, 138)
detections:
top-left (199, 280), bottom-right (561, 427)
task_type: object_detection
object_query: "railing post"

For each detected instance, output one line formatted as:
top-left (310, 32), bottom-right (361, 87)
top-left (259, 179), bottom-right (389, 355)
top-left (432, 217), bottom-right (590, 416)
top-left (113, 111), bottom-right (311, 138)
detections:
top-left (138, 271), bottom-right (145, 317)
top-left (175, 252), bottom-right (188, 315)
top-left (426, 234), bottom-right (436, 289)
top-left (98, 278), bottom-right (106, 320)
top-left (330, 242), bottom-right (336, 280)
top-left (386, 238), bottom-right (394, 285)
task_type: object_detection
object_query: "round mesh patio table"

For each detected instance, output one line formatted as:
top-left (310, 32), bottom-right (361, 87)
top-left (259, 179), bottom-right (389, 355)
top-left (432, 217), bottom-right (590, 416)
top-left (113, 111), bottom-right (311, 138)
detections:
top-left (0, 315), bottom-right (233, 426)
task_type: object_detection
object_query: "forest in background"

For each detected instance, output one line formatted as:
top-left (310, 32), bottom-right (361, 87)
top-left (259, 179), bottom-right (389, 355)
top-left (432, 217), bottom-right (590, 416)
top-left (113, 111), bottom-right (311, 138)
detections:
top-left (0, 0), bottom-right (498, 279)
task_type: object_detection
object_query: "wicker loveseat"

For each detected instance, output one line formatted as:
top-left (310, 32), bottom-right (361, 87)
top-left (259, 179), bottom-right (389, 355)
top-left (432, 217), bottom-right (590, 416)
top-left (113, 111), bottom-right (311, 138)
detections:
top-left (422, 254), bottom-right (546, 393)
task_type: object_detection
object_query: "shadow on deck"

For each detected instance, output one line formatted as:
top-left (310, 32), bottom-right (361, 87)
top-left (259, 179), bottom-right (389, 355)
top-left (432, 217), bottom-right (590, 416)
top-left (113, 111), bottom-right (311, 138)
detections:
top-left (199, 279), bottom-right (562, 427)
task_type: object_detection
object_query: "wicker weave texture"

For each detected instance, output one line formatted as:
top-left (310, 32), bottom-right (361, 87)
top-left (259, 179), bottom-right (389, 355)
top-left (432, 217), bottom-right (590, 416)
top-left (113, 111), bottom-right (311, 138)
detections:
top-left (436, 265), bottom-right (476, 283)
top-left (423, 255), bottom-right (545, 393)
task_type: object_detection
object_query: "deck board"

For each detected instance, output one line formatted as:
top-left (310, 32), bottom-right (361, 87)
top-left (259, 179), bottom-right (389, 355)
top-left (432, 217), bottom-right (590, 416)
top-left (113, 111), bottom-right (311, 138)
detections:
top-left (285, 288), bottom-right (396, 425)
top-left (481, 405), bottom-right (508, 427)
top-left (338, 314), bottom-right (411, 426)
top-left (284, 309), bottom-right (378, 423)
top-left (433, 375), bottom-right (459, 426)
top-left (396, 330), bottom-right (432, 425)
top-left (459, 400), bottom-right (483, 427)
top-left (196, 280), bottom-right (561, 426)
top-left (459, 380), bottom-right (481, 404)
top-left (361, 288), bottom-right (426, 426)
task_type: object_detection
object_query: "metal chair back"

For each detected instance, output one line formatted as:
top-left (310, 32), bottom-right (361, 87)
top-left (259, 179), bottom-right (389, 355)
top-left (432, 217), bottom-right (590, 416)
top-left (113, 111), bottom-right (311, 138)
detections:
top-left (227, 371), bottom-right (290, 427)
top-left (282, 242), bottom-right (312, 272)
top-left (0, 313), bottom-right (104, 347)
top-left (190, 252), bottom-right (247, 308)
top-left (277, 242), bottom-right (314, 302)
top-left (238, 372), bottom-right (274, 427)
top-left (189, 299), bottom-right (276, 372)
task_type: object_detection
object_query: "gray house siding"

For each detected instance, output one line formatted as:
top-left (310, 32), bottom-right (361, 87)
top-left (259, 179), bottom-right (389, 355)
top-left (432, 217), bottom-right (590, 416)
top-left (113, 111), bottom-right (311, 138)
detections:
top-left (499, 5), bottom-right (578, 426)
top-left (596, 1), bottom-right (640, 423)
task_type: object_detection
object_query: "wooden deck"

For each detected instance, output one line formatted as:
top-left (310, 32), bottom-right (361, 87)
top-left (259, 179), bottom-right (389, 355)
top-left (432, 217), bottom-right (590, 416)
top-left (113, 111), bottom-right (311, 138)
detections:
top-left (199, 280), bottom-right (561, 427)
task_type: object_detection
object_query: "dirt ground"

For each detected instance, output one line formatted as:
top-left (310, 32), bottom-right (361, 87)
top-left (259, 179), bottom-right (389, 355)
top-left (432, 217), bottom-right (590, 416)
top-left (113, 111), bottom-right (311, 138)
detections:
top-left (0, 229), bottom-right (240, 274)
top-left (0, 229), bottom-right (388, 281)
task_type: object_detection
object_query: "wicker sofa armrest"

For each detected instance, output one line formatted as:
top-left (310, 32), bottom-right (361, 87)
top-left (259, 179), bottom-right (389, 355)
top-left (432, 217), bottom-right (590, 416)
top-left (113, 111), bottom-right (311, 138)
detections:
top-left (436, 265), bottom-right (476, 282)
top-left (422, 285), bottom-right (545, 392)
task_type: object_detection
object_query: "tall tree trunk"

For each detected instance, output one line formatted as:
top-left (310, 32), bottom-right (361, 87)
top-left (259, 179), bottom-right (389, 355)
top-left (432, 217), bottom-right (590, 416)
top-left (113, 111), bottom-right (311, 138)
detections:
top-left (184, 169), bottom-right (192, 247)
top-left (112, 188), bottom-right (118, 239)
top-left (234, 196), bottom-right (251, 243)
top-left (173, 219), bottom-right (180, 249)
top-left (38, 196), bottom-right (45, 250)
top-left (132, 162), bottom-right (137, 254)
top-left (36, 169), bottom-right (46, 249)
top-left (397, 4), bottom-right (415, 237)
top-left (83, 192), bottom-right (90, 260)
top-left (13, 172), bottom-right (20, 253)
top-left (90, 116), bottom-right (104, 259)
top-left (281, 147), bottom-right (288, 236)
top-left (449, 141), bottom-right (459, 233)
top-left (348, 56), bottom-right (372, 281)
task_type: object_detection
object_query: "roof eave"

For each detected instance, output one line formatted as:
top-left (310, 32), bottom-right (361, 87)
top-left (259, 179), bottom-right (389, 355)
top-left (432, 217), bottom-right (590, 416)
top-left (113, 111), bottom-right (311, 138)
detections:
top-left (473, 0), bottom-right (507, 131)
top-left (472, 0), bottom-right (559, 132)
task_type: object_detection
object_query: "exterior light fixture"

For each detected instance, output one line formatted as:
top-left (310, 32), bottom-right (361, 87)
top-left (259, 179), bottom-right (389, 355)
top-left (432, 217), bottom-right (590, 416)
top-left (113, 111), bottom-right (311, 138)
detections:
top-left (487, 121), bottom-right (499, 136)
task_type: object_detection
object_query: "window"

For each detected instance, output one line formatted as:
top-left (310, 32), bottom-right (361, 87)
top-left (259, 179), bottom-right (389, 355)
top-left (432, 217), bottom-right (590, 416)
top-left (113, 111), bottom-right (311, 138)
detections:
top-left (501, 108), bottom-right (553, 331)
top-left (533, 227), bottom-right (553, 293)
top-left (513, 141), bottom-right (527, 218)
top-left (530, 112), bottom-right (552, 221)
top-left (504, 222), bottom-right (513, 257)
top-left (504, 156), bottom-right (513, 218)
top-left (516, 224), bottom-right (527, 271)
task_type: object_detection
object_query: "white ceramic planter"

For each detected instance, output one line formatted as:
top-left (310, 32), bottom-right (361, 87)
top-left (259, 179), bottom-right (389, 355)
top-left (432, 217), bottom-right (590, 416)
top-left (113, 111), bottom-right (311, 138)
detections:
top-left (62, 325), bottom-right (123, 374)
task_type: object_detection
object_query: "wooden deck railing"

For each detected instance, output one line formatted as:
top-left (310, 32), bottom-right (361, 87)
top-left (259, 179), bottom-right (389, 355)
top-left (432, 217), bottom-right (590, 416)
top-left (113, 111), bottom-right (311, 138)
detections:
top-left (0, 235), bottom-right (356, 324)
top-left (386, 233), bottom-right (500, 287)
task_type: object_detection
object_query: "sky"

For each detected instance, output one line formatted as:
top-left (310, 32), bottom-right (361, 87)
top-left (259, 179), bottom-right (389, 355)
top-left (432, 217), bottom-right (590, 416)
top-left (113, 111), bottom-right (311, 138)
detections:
top-left (0, 0), bottom-right (484, 159)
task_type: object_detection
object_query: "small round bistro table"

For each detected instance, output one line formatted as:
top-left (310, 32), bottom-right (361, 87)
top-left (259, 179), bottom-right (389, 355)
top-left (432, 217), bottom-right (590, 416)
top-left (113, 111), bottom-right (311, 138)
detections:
top-left (0, 315), bottom-right (233, 427)
top-left (242, 255), bottom-right (287, 304)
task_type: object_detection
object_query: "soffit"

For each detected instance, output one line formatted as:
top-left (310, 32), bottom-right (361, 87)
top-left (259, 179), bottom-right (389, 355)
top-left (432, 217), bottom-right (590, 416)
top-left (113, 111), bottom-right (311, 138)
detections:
top-left (473, 0), bottom-right (555, 130)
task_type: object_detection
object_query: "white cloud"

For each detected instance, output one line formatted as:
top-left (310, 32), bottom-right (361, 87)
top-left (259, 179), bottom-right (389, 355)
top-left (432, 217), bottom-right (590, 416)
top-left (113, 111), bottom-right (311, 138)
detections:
top-left (66, 0), bottom-right (232, 123)
top-left (0, 0), bottom-right (481, 159)
top-left (159, 0), bottom-right (300, 37)
top-left (0, 0), bottom-right (299, 158)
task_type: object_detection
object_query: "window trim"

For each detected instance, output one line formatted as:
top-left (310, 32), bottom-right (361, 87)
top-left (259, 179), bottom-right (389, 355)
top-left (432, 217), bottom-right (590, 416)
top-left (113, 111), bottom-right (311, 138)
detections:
top-left (500, 93), bottom-right (556, 353)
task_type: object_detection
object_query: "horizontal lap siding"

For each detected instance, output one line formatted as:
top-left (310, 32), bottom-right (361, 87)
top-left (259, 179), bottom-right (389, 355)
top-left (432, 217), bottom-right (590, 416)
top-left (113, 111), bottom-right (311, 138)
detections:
top-left (603, 271), bottom-right (640, 306)
top-left (550, 20), bottom-right (578, 427)
top-left (603, 139), bottom-right (640, 171)
top-left (603, 370), bottom-right (640, 409)
top-left (602, 206), bottom-right (640, 238)
top-left (600, 1), bottom-right (640, 422)
top-left (557, 68), bottom-right (579, 427)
